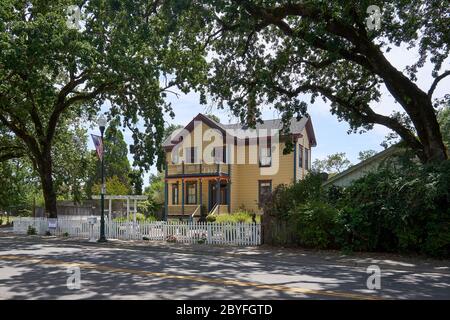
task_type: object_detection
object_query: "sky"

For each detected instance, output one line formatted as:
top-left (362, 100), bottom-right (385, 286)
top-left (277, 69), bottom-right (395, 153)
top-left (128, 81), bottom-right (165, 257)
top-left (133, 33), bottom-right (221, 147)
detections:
top-left (87, 45), bottom-right (449, 187)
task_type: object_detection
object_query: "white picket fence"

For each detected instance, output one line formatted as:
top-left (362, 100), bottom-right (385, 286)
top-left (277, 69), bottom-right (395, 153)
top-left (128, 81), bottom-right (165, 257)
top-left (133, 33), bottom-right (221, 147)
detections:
top-left (12, 217), bottom-right (262, 246)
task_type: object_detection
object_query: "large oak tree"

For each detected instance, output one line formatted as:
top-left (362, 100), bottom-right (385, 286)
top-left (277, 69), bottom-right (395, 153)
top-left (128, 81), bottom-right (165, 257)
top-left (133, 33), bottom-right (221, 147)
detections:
top-left (0, 0), bottom-right (206, 217)
top-left (169, 0), bottom-right (449, 163)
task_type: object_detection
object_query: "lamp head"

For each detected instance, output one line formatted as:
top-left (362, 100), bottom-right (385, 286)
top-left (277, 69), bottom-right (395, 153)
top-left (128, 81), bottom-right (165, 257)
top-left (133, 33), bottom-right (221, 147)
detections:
top-left (98, 114), bottom-right (107, 133)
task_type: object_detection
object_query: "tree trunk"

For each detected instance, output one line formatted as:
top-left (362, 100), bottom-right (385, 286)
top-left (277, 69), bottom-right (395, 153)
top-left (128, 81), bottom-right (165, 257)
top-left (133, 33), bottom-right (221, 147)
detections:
top-left (368, 51), bottom-right (448, 163)
top-left (412, 97), bottom-right (448, 163)
top-left (37, 149), bottom-right (58, 218)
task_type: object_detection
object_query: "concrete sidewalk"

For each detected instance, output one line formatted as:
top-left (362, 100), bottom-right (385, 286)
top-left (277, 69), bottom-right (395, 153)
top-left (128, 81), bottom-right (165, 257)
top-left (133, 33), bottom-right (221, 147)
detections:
top-left (2, 231), bottom-right (449, 274)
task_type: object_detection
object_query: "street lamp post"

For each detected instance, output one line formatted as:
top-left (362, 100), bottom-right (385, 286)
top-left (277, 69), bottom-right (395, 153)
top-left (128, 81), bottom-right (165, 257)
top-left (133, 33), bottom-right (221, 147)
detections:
top-left (98, 114), bottom-right (107, 243)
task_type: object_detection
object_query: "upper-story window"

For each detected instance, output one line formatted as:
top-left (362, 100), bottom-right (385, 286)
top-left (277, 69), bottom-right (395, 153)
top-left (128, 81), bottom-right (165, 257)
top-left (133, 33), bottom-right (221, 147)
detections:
top-left (299, 144), bottom-right (303, 168)
top-left (213, 146), bottom-right (226, 163)
top-left (171, 149), bottom-right (180, 164)
top-left (259, 145), bottom-right (272, 167)
top-left (185, 147), bottom-right (198, 164)
top-left (305, 147), bottom-right (309, 170)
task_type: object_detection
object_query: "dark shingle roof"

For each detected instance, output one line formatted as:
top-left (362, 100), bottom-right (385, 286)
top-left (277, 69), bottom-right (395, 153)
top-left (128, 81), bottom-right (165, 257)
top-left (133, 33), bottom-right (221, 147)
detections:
top-left (162, 113), bottom-right (315, 148)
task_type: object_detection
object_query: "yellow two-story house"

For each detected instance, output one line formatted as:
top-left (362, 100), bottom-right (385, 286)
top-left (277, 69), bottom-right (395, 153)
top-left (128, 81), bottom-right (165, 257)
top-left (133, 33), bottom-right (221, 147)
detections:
top-left (162, 113), bottom-right (316, 220)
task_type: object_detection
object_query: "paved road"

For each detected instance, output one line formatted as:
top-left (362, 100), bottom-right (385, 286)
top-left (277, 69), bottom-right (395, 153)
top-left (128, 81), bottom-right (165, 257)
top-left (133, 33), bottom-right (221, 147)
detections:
top-left (0, 233), bottom-right (449, 299)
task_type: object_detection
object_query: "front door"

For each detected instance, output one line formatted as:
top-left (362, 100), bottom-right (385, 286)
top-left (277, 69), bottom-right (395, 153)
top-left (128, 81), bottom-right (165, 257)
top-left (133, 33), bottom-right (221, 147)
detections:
top-left (209, 181), bottom-right (228, 211)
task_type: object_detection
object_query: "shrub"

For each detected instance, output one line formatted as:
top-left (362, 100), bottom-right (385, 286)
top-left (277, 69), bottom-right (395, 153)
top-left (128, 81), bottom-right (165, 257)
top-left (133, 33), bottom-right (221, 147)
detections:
top-left (263, 173), bottom-right (325, 220)
top-left (63, 232), bottom-right (69, 237)
top-left (263, 158), bottom-right (450, 258)
top-left (206, 214), bottom-right (216, 222)
top-left (27, 225), bottom-right (37, 235)
top-left (113, 213), bottom-right (157, 223)
top-left (335, 159), bottom-right (450, 257)
top-left (291, 201), bottom-right (339, 249)
top-left (214, 211), bottom-right (259, 223)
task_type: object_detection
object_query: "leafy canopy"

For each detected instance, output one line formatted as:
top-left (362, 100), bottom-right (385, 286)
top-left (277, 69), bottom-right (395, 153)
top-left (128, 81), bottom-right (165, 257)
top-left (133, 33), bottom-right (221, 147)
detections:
top-left (167, 0), bottom-right (449, 162)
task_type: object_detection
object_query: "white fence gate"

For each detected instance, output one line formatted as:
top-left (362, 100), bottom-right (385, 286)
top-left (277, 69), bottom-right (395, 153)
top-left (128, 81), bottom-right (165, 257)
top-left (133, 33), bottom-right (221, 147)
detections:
top-left (13, 217), bottom-right (262, 246)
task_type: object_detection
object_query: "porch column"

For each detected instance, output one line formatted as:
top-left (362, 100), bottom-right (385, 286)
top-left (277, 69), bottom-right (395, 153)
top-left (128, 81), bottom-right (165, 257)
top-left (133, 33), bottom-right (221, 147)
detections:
top-left (181, 178), bottom-right (185, 215)
top-left (216, 178), bottom-right (220, 214)
top-left (228, 164), bottom-right (231, 214)
top-left (164, 180), bottom-right (168, 221)
top-left (199, 179), bottom-right (203, 213)
top-left (227, 179), bottom-right (231, 214)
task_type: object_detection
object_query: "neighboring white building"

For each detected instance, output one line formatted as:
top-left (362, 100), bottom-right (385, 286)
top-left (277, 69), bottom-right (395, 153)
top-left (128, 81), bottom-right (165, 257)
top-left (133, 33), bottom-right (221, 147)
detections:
top-left (322, 145), bottom-right (403, 188)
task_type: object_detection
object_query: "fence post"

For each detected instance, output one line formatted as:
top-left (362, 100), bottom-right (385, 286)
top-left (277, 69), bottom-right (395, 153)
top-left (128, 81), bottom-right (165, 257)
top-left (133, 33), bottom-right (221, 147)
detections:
top-left (207, 223), bottom-right (211, 244)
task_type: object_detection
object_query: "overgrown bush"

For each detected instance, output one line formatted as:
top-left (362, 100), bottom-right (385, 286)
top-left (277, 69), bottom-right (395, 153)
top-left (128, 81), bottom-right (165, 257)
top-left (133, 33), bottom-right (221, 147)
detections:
top-left (27, 225), bottom-right (36, 235)
top-left (291, 201), bottom-right (339, 249)
top-left (336, 159), bottom-right (450, 257)
top-left (264, 159), bottom-right (450, 258)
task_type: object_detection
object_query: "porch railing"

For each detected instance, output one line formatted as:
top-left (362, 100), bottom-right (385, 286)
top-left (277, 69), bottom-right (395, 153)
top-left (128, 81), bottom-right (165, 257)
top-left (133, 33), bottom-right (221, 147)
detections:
top-left (167, 162), bottom-right (229, 177)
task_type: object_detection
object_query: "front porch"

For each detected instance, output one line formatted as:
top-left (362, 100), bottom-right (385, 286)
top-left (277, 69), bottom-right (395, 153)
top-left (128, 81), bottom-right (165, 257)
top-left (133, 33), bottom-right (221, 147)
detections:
top-left (164, 176), bottom-right (230, 220)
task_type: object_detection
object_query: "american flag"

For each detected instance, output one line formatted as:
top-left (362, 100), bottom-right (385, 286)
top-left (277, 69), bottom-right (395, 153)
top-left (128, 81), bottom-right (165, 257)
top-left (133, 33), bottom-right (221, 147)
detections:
top-left (91, 134), bottom-right (103, 160)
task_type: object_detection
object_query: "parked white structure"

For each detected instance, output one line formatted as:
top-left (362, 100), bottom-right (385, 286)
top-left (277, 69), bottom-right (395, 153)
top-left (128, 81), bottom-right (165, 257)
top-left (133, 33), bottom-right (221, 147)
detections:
top-left (13, 217), bottom-right (262, 246)
top-left (91, 195), bottom-right (148, 223)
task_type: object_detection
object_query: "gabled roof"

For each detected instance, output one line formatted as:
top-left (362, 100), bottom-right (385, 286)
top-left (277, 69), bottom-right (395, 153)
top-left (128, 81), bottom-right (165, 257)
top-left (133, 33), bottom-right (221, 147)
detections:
top-left (162, 113), bottom-right (317, 150)
top-left (322, 145), bottom-right (401, 187)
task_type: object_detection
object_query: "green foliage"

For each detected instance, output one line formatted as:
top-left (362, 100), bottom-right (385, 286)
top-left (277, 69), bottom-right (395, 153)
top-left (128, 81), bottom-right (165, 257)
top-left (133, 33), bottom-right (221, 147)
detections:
top-left (27, 226), bottom-right (37, 235)
top-left (92, 175), bottom-right (131, 196)
top-left (291, 201), bottom-right (339, 249)
top-left (358, 150), bottom-right (378, 162)
top-left (113, 213), bottom-right (157, 223)
top-left (264, 160), bottom-right (450, 257)
top-left (214, 211), bottom-right (260, 223)
top-left (103, 123), bottom-right (131, 185)
top-left (437, 106), bottom-right (450, 148)
top-left (0, 158), bottom-right (39, 210)
top-left (336, 159), bottom-right (450, 256)
top-left (168, 1), bottom-right (448, 162)
top-left (312, 152), bottom-right (352, 173)
top-left (205, 215), bottom-right (216, 222)
top-left (52, 119), bottom-right (92, 202)
top-left (142, 173), bottom-right (165, 215)
top-left (0, 1), bottom-right (208, 215)
top-left (263, 173), bottom-right (326, 220)
top-left (205, 114), bottom-right (220, 123)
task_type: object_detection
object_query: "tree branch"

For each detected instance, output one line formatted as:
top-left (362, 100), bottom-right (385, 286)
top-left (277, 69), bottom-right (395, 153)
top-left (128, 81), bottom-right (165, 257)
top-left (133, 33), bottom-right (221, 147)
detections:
top-left (273, 83), bottom-right (426, 161)
top-left (428, 70), bottom-right (450, 98)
